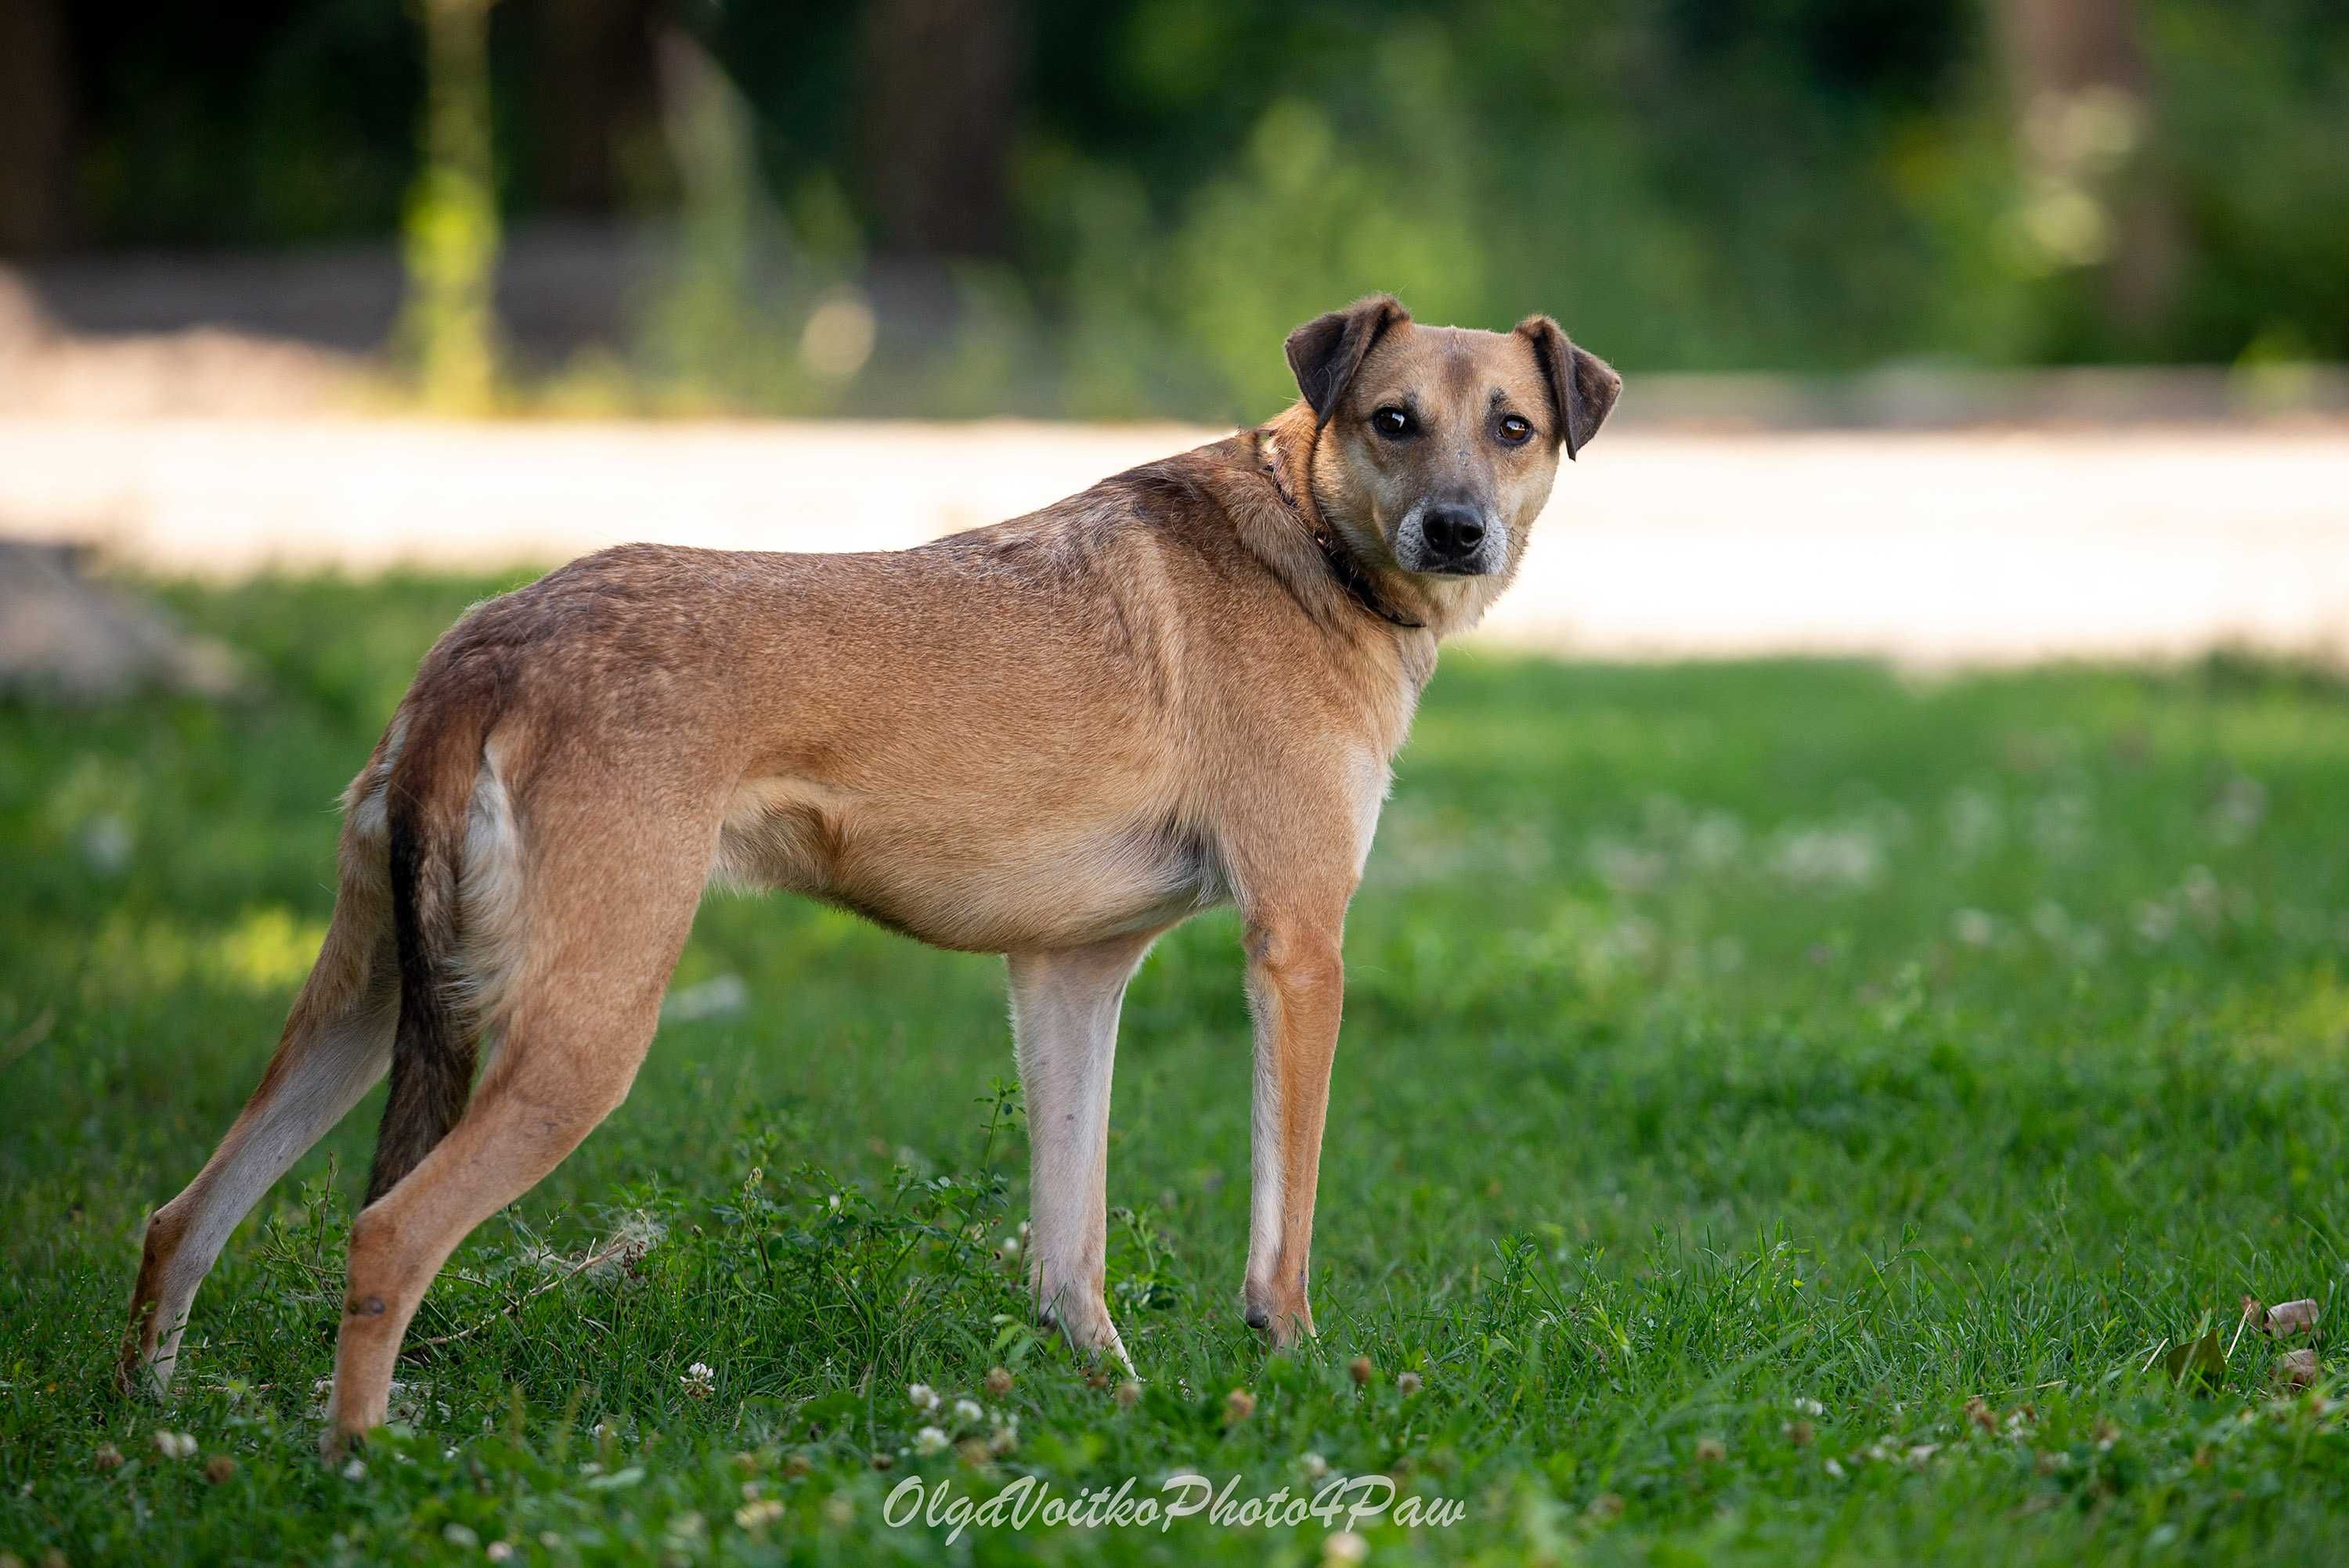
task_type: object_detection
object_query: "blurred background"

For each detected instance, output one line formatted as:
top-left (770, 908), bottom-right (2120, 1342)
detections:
top-left (1, 0), bottom-right (2347, 670)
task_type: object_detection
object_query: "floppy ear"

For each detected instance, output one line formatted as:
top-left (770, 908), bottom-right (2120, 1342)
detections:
top-left (1515, 315), bottom-right (1622, 460)
top-left (1285, 294), bottom-right (1410, 425)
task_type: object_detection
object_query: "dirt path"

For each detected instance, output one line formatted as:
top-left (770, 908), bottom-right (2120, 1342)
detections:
top-left (3, 416), bottom-right (2344, 666)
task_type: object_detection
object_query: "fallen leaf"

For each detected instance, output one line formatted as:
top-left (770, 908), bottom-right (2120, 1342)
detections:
top-left (2163, 1331), bottom-right (2227, 1389)
top-left (2265, 1299), bottom-right (2321, 1337)
top-left (2275, 1349), bottom-right (2321, 1390)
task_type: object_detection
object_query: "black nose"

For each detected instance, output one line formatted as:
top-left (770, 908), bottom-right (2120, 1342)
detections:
top-left (1421, 504), bottom-right (1486, 560)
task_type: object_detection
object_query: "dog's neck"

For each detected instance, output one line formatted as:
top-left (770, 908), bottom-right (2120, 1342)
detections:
top-left (1254, 403), bottom-right (1436, 636)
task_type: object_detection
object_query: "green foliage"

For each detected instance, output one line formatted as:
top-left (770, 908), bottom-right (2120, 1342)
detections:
top-left (605, 0), bottom-right (2349, 413)
top-left (55, 1), bottom-right (2349, 416)
top-left (990, 0), bottom-right (2349, 408)
top-left (69, 0), bottom-right (423, 247)
top-left (6, 578), bottom-right (2349, 1561)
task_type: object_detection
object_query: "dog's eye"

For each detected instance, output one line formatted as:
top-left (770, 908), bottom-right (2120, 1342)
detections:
top-left (1370, 406), bottom-right (1414, 438)
top-left (1496, 413), bottom-right (1532, 445)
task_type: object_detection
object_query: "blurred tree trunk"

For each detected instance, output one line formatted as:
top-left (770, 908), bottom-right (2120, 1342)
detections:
top-left (857, 0), bottom-right (1019, 258)
top-left (532, 0), bottom-right (668, 211)
top-left (1994, 0), bottom-right (2180, 337)
top-left (0, 0), bottom-right (75, 254)
top-left (402, 0), bottom-right (502, 410)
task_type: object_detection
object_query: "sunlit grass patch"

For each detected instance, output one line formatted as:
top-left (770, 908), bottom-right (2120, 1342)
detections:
top-left (83, 907), bottom-right (331, 997)
top-left (4, 583), bottom-right (2349, 1564)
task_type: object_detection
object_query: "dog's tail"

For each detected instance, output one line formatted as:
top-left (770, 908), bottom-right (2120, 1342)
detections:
top-left (363, 698), bottom-right (493, 1205)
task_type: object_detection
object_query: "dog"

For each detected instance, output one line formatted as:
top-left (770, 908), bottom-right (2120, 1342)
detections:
top-left (120, 294), bottom-right (1619, 1451)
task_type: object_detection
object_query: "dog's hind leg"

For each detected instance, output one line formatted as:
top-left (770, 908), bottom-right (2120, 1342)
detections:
top-left (120, 856), bottom-right (398, 1397)
top-left (1007, 931), bottom-right (1157, 1371)
top-left (322, 802), bottom-right (712, 1452)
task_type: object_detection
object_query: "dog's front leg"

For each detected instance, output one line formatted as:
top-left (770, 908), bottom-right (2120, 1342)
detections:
top-left (1240, 908), bottom-right (1346, 1347)
top-left (1006, 932), bottom-right (1156, 1370)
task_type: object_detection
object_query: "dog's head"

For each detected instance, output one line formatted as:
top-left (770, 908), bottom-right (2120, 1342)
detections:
top-left (1285, 295), bottom-right (1619, 580)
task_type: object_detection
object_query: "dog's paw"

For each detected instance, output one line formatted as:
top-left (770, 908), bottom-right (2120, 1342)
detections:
top-left (1037, 1292), bottom-right (1133, 1373)
top-left (317, 1419), bottom-right (374, 1465)
top-left (1241, 1287), bottom-right (1315, 1348)
top-left (115, 1347), bottom-right (171, 1401)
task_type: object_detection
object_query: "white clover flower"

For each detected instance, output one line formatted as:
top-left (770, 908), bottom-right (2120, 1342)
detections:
top-left (680, 1362), bottom-right (716, 1399)
top-left (1324, 1530), bottom-right (1369, 1564)
top-left (953, 1398), bottom-right (983, 1426)
top-left (1301, 1451), bottom-right (1330, 1480)
top-left (908, 1382), bottom-right (940, 1413)
top-left (486, 1545), bottom-right (514, 1563)
top-left (914, 1426), bottom-right (950, 1455)
top-left (341, 1458), bottom-right (368, 1481)
top-left (1793, 1397), bottom-right (1825, 1416)
top-left (734, 1498), bottom-right (785, 1529)
top-left (154, 1430), bottom-right (197, 1460)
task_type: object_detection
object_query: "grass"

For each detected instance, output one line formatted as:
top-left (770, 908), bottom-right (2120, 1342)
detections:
top-left (5, 573), bottom-right (2349, 1565)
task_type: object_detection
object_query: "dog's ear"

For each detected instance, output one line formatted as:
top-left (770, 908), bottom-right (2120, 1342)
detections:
top-left (1515, 315), bottom-right (1621, 460)
top-left (1285, 294), bottom-right (1409, 425)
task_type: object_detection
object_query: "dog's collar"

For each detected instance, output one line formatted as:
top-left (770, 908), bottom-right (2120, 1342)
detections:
top-left (1311, 527), bottom-right (1426, 629)
top-left (1257, 437), bottom-right (1426, 631)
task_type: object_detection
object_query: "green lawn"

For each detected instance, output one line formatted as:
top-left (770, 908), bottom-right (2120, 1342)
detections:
top-left (5, 575), bottom-right (2349, 1566)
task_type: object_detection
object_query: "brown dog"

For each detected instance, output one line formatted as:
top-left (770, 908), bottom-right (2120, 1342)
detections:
top-left (120, 294), bottom-right (1619, 1450)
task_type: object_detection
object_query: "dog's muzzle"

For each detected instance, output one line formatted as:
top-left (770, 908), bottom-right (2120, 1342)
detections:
top-left (1398, 502), bottom-right (1504, 576)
